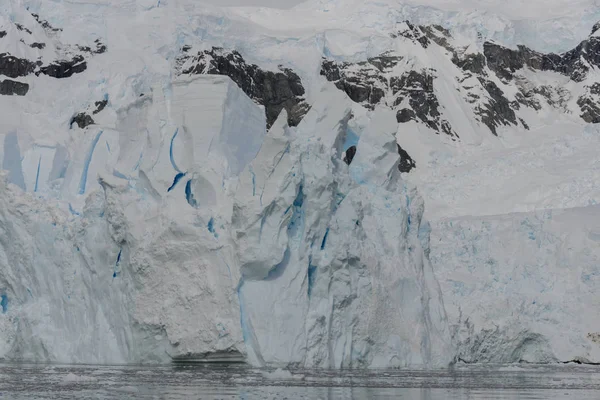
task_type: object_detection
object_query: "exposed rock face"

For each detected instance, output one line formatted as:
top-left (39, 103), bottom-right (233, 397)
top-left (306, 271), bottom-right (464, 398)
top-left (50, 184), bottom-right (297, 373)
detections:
top-left (70, 113), bottom-right (95, 129)
top-left (578, 83), bottom-right (600, 123)
top-left (31, 13), bottom-right (62, 33)
top-left (38, 56), bottom-right (87, 79)
top-left (343, 145), bottom-right (356, 165)
top-left (0, 18), bottom-right (105, 92)
top-left (15, 23), bottom-right (32, 34)
top-left (397, 144), bottom-right (416, 173)
top-left (476, 78), bottom-right (518, 136)
top-left (0, 79), bottom-right (29, 96)
top-left (176, 47), bottom-right (310, 128)
top-left (320, 55), bottom-right (398, 109)
top-left (78, 39), bottom-right (107, 55)
top-left (392, 70), bottom-right (457, 137)
top-left (321, 55), bottom-right (457, 138)
top-left (391, 21), bottom-right (430, 48)
top-left (0, 53), bottom-right (37, 78)
top-left (70, 98), bottom-right (108, 128)
top-left (93, 99), bottom-right (108, 114)
top-left (452, 53), bottom-right (486, 74)
top-left (483, 36), bottom-right (600, 83)
top-left (322, 20), bottom-right (600, 144)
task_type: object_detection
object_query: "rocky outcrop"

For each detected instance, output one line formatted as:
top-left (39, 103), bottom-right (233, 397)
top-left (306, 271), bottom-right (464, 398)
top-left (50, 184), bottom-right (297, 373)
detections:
top-left (475, 78), bottom-right (518, 135)
top-left (392, 70), bottom-right (457, 137)
top-left (321, 54), bottom-right (398, 109)
top-left (483, 34), bottom-right (600, 83)
top-left (176, 47), bottom-right (310, 128)
top-left (78, 39), bottom-right (107, 55)
top-left (70, 98), bottom-right (108, 128)
top-left (321, 56), bottom-right (457, 138)
top-left (31, 13), bottom-right (62, 33)
top-left (70, 113), bottom-right (95, 129)
top-left (578, 83), bottom-right (600, 123)
top-left (343, 145), bottom-right (356, 165)
top-left (452, 53), bottom-right (486, 74)
top-left (0, 53), bottom-right (37, 78)
top-left (15, 23), bottom-right (32, 35)
top-left (397, 144), bottom-right (416, 173)
top-left (0, 79), bottom-right (29, 96)
top-left (93, 99), bottom-right (108, 114)
top-left (390, 21), bottom-right (430, 48)
top-left (38, 55), bottom-right (87, 79)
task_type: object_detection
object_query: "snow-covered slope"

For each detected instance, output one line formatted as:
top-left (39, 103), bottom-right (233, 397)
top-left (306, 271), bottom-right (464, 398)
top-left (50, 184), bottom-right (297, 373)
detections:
top-left (0, 0), bottom-right (599, 366)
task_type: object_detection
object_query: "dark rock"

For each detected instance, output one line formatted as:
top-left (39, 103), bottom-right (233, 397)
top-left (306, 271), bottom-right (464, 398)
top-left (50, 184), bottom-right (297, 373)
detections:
top-left (322, 55), bottom-right (456, 137)
top-left (396, 108), bottom-right (416, 123)
top-left (38, 56), bottom-right (87, 78)
top-left (578, 99), bottom-right (600, 123)
top-left (30, 42), bottom-right (45, 49)
top-left (593, 22), bottom-right (600, 36)
top-left (0, 53), bottom-right (36, 78)
top-left (519, 118), bottom-right (530, 130)
top-left (515, 89), bottom-right (542, 111)
top-left (578, 83), bottom-right (600, 123)
top-left (452, 53), bottom-right (486, 74)
top-left (31, 13), bottom-right (62, 32)
top-left (343, 145), bottom-right (356, 165)
top-left (0, 79), bottom-right (29, 96)
top-left (391, 21), bottom-right (430, 48)
top-left (0, 31), bottom-right (6, 38)
top-left (178, 47), bottom-right (309, 128)
top-left (70, 113), bottom-right (95, 129)
top-left (475, 78), bottom-right (517, 135)
top-left (94, 39), bottom-right (107, 54)
top-left (93, 99), bottom-right (108, 114)
top-left (484, 36), bottom-right (600, 83)
top-left (15, 24), bottom-right (32, 34)
top-left (78, 40), bottom-right (107, 55)
top-left (420, 25), bottom-right (454, 52)
top-left (368, 53), bottom-right (402, 71)
top-left (397, 144), bottom-right (416, 173)
top-left (321, 54), bottom-right (401, 109)
top-left (391, 70), bottom-right (457, 137)
top-left (321, 59), bottom-right (342, 81)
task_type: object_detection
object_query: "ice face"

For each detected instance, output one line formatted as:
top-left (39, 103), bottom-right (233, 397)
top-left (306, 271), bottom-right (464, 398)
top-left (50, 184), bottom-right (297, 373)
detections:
top-left (0, 0), bottom-right (599, 367)
top-left (0, 75), bottom-right (453, 366)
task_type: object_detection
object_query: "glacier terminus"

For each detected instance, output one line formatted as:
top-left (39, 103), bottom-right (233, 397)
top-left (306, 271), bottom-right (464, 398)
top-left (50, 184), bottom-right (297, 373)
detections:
top-left (0, 0), bottom-right (599, 368)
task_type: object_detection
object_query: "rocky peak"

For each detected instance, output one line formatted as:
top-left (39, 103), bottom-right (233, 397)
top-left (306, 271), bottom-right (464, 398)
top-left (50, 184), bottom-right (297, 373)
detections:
top-left (321, 54), bottom-right (457, 139)
top-left (176, 46), bottom-right (310, 129)
top-left (391, 21), bottom-right (430, 48)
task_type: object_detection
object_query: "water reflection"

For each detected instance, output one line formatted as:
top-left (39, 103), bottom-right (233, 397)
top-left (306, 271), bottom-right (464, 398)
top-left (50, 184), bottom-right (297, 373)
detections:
top-left (0, 363), bottom-right (598, 399)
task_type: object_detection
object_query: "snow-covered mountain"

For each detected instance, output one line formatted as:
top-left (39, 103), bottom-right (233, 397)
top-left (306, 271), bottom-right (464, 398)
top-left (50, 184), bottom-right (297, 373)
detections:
top-left (0, 0), bottom-right (599, 366)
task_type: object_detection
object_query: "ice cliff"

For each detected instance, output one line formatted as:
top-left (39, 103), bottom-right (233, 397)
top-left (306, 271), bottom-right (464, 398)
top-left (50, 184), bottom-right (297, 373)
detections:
top-left (0, 74), bottom-right (452, 366)
top-left (0, 0), bottom-right (599, 366)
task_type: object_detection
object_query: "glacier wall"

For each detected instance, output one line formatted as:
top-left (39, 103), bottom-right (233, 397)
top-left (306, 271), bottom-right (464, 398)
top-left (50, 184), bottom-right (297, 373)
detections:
top-left (431, 206), bottom-right (600, 364)
top-left (0, 75), bottom-right (453, 366)
top-left (2, 0), bottom-right (600, 368)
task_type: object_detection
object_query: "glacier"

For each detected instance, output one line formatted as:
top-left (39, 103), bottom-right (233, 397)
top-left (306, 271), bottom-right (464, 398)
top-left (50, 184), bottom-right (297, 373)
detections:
top-left (0, 0), bottom-right (600, 367)
top-left (0, 75), bottom-right (453, 366)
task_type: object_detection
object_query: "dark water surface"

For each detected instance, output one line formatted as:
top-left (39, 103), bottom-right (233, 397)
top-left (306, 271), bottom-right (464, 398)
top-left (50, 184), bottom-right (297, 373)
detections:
top-left (1, 363), bottom-right (599, 399)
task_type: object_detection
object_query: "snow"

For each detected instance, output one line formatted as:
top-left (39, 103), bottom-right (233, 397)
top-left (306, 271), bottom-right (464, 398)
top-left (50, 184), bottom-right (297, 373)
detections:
top-left (0, 0), bottom-right (599, 367)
